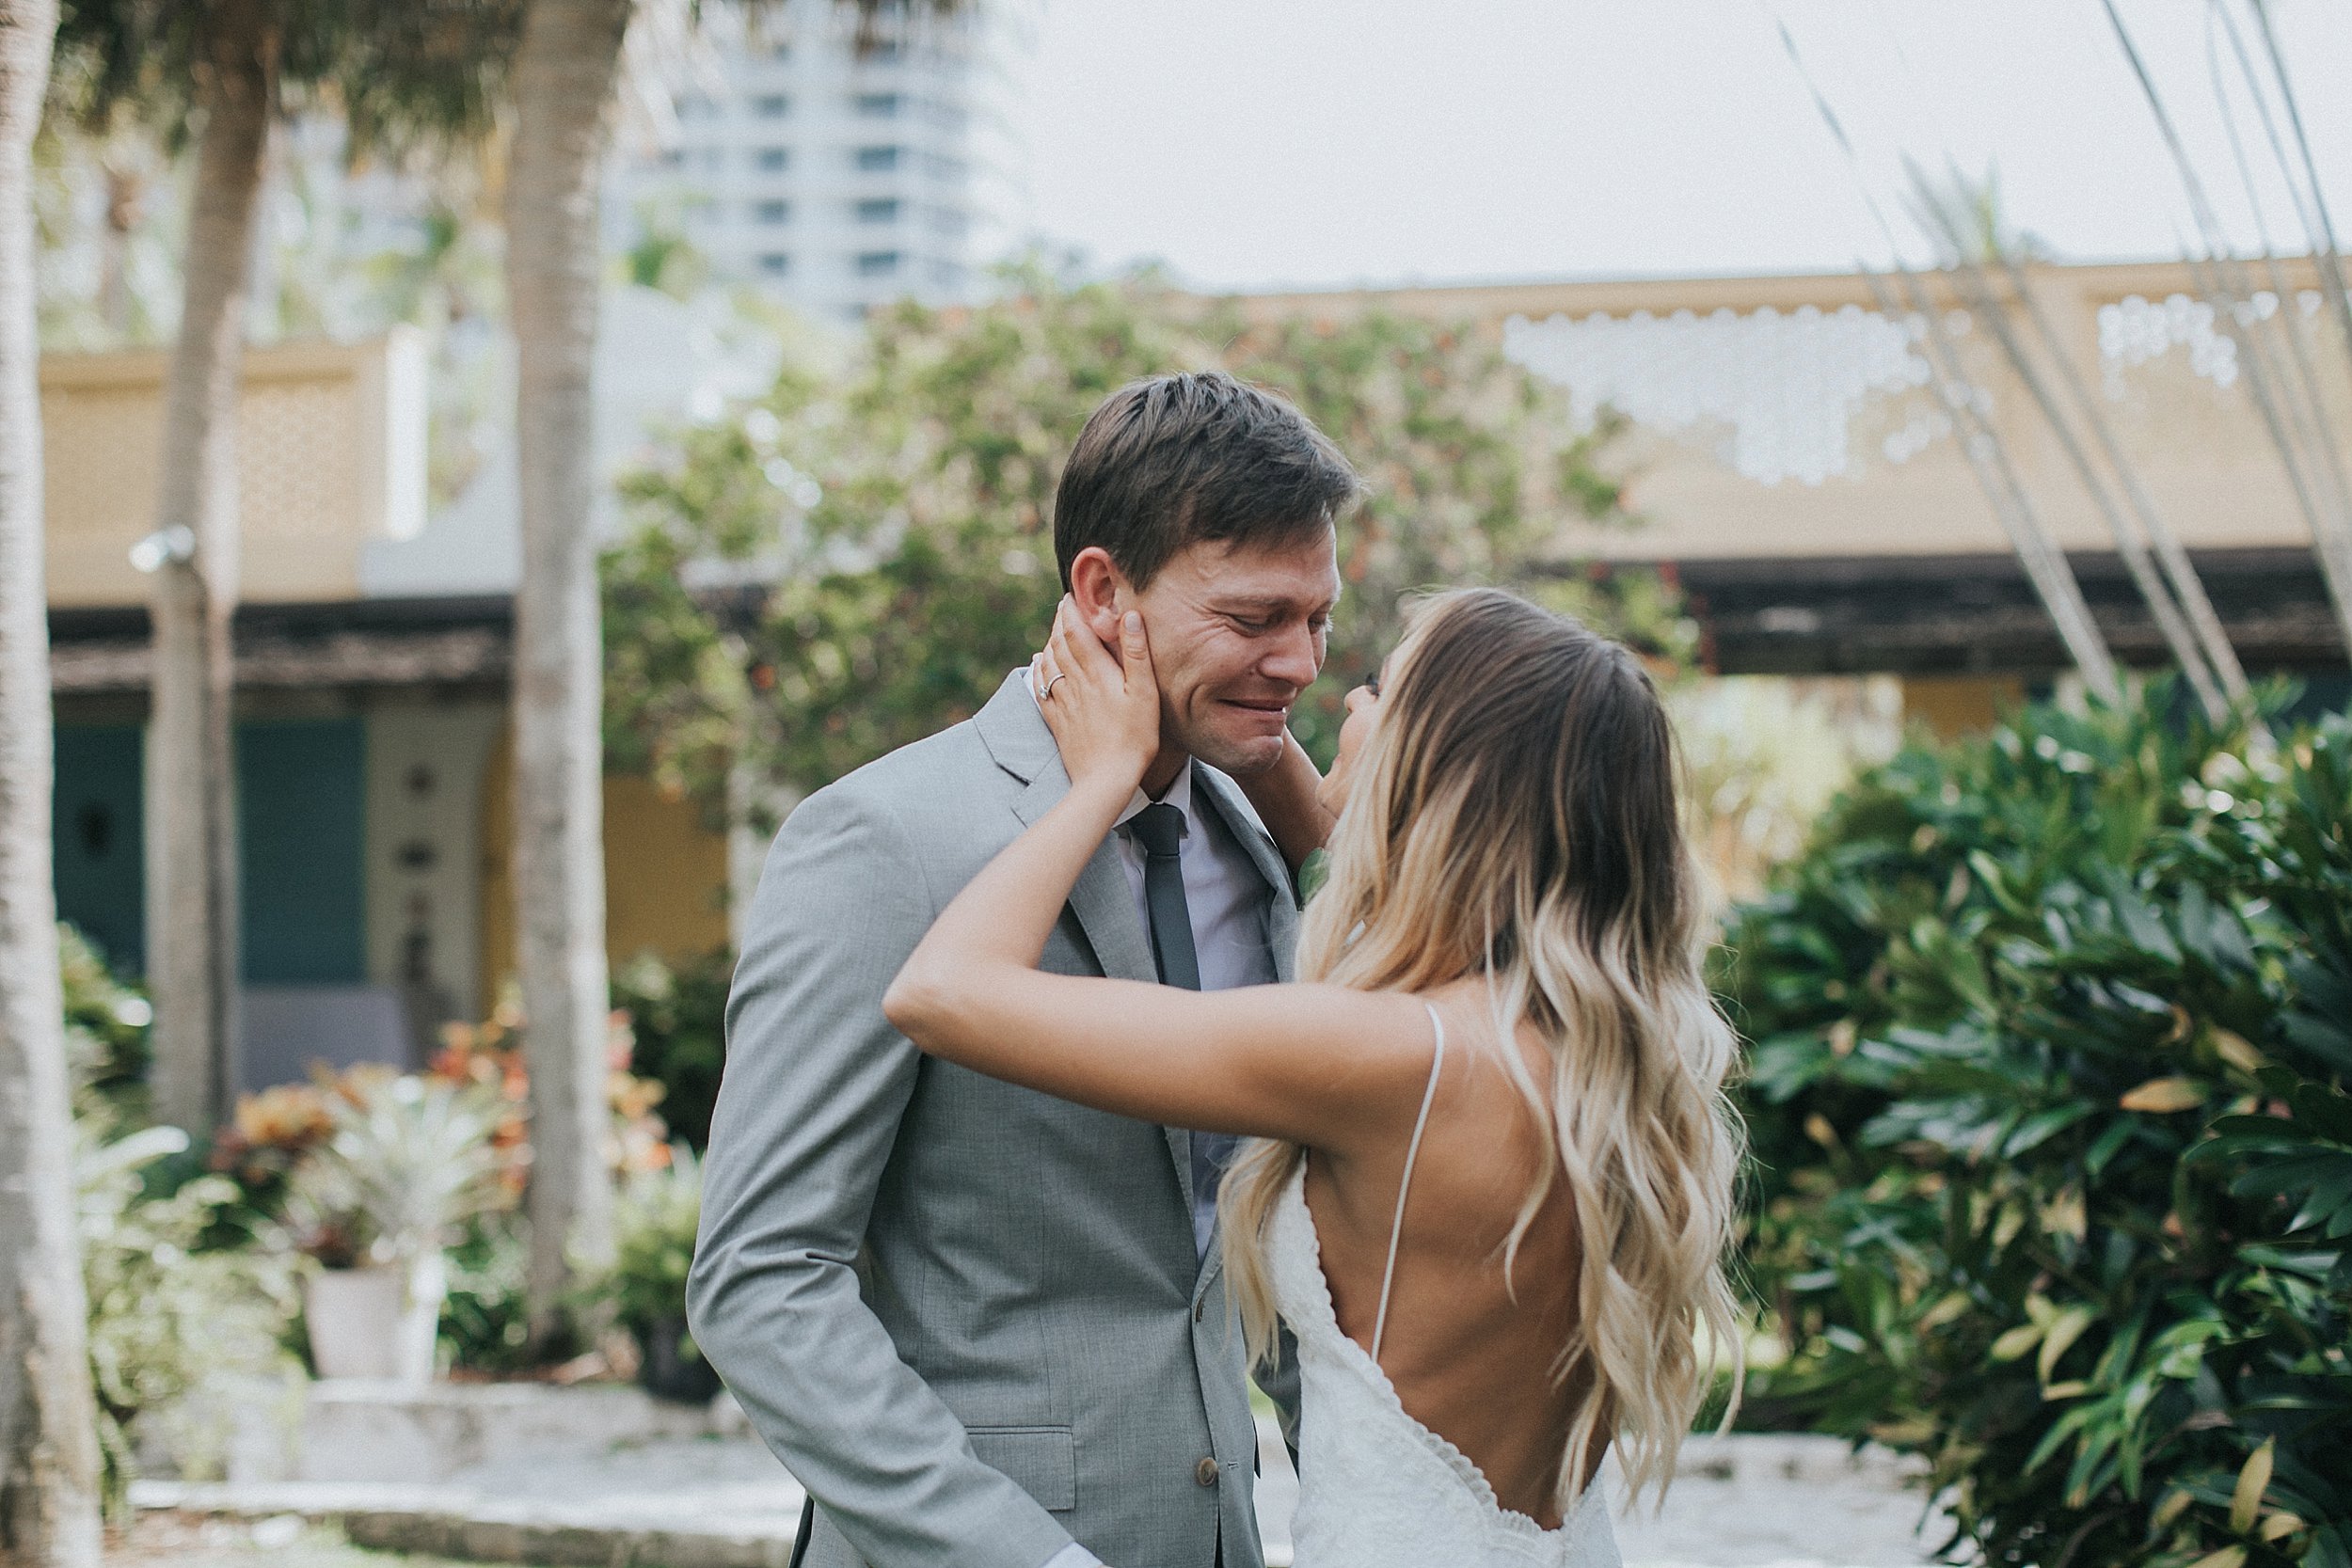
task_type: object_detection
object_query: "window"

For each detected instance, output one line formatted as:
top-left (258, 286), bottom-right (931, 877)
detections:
top-left (755, 147), bottom-right (789, 172)
top-left (753, 199), bottom-right (790, 225)
top-left (754, 94), bottom-right (790, 119)
top-left (854, 198), bottom-right (900, 224)
top-left (854, 92), bottom-right (901, 118)
top-left (855, 250), bottom-right (901, 277)
top-left (758, 253), bottom-right (792, 277)
top-left (854, 145), bottom-right (901, 172)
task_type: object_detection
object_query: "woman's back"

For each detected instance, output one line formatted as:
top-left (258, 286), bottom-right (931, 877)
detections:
top-left (1271, 991), bottom-right (1619, 1565)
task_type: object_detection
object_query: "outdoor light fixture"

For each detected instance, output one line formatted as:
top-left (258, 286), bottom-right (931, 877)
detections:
top-left (127, 526), bottom-right (196, 574)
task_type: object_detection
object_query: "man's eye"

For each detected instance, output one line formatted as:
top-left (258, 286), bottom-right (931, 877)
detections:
top-left (1231, 617), bottom-right (1270, 635)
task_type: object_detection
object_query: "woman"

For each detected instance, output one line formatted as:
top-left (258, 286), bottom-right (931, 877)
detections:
top-left (883, 588), bottom-right (1743, 1567)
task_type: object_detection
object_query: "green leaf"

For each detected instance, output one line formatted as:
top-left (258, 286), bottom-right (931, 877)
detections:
top-left (2120, 1077), bottom-right (2208, 1114)
top-left (2037, 1307), bottom-right (2095, 1385)
top-left (1991, 1317), bottom-right (2047, 1361)
top-left (2231, 1439), bottom-right (2274, 1535)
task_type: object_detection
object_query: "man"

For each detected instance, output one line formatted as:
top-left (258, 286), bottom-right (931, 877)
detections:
top-left (689, 372), bottom-right (1360, 1568)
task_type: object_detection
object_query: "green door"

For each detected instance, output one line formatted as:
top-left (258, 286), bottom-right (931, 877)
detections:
top-left (53, 717), bottom-right (370, 986)
top-left (237, 718), bottom-right (367, 984)
top-left (53, 725), bottom-right (146, 974)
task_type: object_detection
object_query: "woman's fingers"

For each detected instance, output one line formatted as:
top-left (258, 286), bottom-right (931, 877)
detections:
top-left (1052, 595), bottom-right (1122, 681)
top-left (1118, 610), bottom-right (1152, 690)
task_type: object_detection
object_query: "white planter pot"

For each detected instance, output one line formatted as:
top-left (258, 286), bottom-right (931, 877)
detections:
top-left (305, 1253), bottom-right (447, 1384)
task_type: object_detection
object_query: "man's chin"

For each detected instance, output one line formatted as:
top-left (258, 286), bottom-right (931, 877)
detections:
top-left (1185, 728), bottom-right (1289, 778)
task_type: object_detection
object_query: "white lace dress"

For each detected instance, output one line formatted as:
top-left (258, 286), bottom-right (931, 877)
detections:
top-left (1264, 1006), bottom-right (1622, 1568)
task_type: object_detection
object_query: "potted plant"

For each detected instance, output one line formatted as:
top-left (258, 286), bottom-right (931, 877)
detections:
top-left (588, 1147), bottom-right (717, 1402)
top-left (287, 1070), bottom-right (511, 1383)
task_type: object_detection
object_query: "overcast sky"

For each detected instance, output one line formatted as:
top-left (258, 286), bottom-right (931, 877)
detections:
top-left (1018, 0), bottom-right (2352, 291)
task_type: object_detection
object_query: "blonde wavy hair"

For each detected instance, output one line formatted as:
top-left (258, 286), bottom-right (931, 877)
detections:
top-left (1217, 587), bottom-right (1745, 1512)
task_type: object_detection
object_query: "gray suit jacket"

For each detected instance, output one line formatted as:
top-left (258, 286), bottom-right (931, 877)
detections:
top-left (689, 672), bottom-right (1301, 1568)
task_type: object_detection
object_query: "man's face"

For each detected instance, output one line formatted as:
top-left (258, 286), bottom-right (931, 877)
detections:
top-left (1129, 531), bottom-right (1341, 777)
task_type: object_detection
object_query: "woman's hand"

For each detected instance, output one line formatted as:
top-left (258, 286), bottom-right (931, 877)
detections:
top-left (1034, 596), bottom-right (1159, 797)
top-left (1236, 730), bottom-right (1339, 874)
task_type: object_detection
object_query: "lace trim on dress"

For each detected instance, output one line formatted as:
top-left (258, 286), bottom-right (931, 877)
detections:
top-left (1275, 1165), bottom-right (1611, 1550)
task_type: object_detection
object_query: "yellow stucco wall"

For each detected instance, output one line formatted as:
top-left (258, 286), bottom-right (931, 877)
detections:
top-left (41, 333), bottom-right (427, 607)
top-left (1902, 675), bottom-right (2027, 740)
top-left (476, 731), bottom-right (732, 1008)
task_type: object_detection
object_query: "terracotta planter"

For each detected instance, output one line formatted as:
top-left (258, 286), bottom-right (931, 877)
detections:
top-left (305, 1252), bottom-right (447, 1383)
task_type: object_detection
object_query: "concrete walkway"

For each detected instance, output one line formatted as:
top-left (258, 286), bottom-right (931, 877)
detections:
top-left (137, 1416), bottom-right (1949, 1568)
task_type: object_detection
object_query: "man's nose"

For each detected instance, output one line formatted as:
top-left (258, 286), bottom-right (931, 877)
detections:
top-left (1259, 623), bottom-right (1322, 689)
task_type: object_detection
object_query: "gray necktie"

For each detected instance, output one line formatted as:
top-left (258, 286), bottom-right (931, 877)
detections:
top-left (1127, 802), bottom-right (1240, 1223)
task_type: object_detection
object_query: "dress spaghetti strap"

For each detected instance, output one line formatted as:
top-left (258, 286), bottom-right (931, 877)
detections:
top-left (1369, 1002), bottom-right (1447, 1367)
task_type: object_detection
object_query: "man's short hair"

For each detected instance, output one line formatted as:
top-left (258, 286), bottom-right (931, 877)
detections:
top-left (1053, 372), bottom-right (1361, 591)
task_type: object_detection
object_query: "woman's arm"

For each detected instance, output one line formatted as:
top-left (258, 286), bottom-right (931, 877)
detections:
top-left (883, 602), bottom-right (1430, 1148)
top-left (1236, 730), bottom-right (1338, 874)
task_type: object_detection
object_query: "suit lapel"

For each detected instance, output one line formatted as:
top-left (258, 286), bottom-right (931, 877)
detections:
top-left (1189, 767), bottom-right (1305, 1295)
top-left (990, 677), bottom-right (1194, 1210)
top-left (1010, 769), bottom-right (1155, 983)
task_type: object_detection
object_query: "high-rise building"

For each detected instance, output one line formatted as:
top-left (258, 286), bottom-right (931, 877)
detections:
top-left (612, 0), bottom-right (1039, 323)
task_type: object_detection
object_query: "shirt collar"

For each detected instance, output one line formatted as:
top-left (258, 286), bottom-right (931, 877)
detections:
top-left (1119, 761), bottom-right (1192, 834)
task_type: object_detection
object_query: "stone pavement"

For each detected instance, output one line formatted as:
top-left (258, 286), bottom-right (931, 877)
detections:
top-left (137, 1408), bottom-right (1951, 1568)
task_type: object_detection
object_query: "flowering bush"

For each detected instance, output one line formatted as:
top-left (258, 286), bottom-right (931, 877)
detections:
top-left (1724, 687), bottom-right (2351, 1568)
top-left (77, 1117), bottom-right (299, 1513)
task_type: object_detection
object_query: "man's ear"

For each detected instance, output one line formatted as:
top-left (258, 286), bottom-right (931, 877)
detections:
top-left (1065, 546), bottom-right (1130, 644)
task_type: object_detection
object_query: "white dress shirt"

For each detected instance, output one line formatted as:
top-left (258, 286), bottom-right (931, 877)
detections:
top-left (1025, 676), bottom-right (1277, 1568)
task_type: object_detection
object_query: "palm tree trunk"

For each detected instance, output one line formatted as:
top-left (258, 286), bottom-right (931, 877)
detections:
top-left (148, 0), bottom-right (275, 1134)
top-left (0, 2), bottom-right (106, 1562)
top-left (505, 0), bottom-right (632, 1337)
top-left (1867, 265), bottom-right (2124, 704)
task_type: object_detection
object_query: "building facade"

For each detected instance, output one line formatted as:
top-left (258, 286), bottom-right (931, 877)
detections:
top-left (41, 336), bottom-right (731, 1092)
top-left (40, 257), bottom-right (2347, 1093)
top-left (610, 0), bottom-right (1039, 322)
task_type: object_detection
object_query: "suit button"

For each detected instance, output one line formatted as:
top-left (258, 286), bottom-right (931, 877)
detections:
top-left (1195, 1456), bottom-right (1220, 1487)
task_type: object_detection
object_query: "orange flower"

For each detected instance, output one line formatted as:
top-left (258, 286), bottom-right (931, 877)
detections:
top-left (232, 1083), bottom-right (333, 1149)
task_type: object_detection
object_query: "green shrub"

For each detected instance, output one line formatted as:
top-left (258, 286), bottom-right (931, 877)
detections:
top-left (58, 921), bottom-right (151, 1113)
top-left (595, 1146), bottom-right (702, 1338)
top-left (1723, 686), bottom-right (2351, 1568)
top-left (571, 1146), bottom-right (707, 1393)
top-left (613, 951), bottom-right (732, 1151)
top-left (56, 928), bottom-right (303, 1506)
top-left (77, 1118), bottom-right (301, 1513)
top-left (437, 1213), bottom-right (534, 1374)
